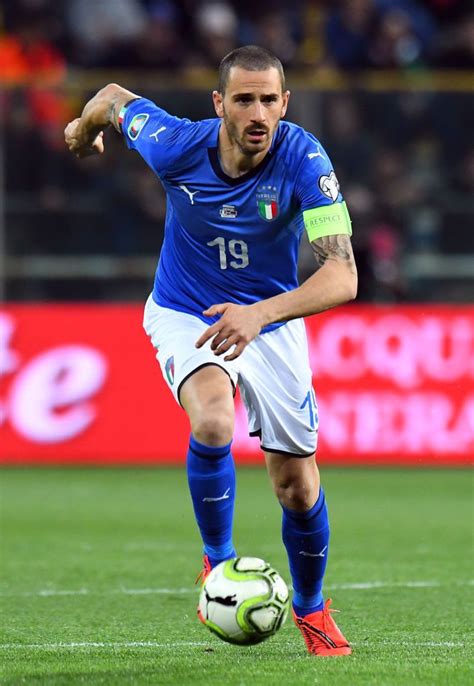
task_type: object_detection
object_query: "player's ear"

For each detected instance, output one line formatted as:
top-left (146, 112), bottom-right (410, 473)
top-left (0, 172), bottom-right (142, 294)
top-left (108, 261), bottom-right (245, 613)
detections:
top-left (280, 90), bottom-right (290, 119)
top-left (213, 90), bottom-right (224, 118)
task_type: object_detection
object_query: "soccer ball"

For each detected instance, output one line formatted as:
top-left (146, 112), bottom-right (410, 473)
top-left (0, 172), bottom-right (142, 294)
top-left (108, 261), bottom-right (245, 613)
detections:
top-left (198, 557), bottom-right (289, 646)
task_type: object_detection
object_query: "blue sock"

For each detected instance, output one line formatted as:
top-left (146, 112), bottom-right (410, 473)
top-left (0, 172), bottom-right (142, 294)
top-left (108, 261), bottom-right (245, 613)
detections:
top-left (186, 435), bottom-right (236, 568)
top-left (281, 487), bottom-right (329, 616)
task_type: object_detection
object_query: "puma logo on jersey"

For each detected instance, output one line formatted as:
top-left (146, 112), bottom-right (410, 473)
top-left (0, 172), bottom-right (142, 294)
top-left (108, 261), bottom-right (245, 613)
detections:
top-left (179, 185), bottom-right (200, 205)
top-left (149, 126), bottom-right (167, 142)
top-left (308, 147), bottom-right (325, 160)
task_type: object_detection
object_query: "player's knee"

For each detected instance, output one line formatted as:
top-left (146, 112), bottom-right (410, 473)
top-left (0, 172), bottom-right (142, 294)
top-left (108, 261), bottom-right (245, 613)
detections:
top-left (274, 479), bottom-right (317, 512)
top-left (191, 411), bottom-right (234, 447)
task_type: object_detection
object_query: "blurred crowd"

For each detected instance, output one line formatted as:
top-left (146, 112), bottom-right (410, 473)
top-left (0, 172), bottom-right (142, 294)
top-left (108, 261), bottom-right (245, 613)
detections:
top-left (1, 0), bottom-right (473, 73)
top-left (1, 0), bottom-right (473, 302)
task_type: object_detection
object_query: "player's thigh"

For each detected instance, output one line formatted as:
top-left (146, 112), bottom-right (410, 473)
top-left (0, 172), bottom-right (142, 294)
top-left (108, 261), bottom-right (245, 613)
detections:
top-left (239, 319), bottom-right (318, 456)
top-left (143, 294), bottom-right (238, 409)
top-left (264, 450), bottom-right (320, 511)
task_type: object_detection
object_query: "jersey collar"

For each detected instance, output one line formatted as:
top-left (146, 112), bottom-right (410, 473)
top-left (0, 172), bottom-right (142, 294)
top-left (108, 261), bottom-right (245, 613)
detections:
top-left (208, 123), bottom-right (280, 186)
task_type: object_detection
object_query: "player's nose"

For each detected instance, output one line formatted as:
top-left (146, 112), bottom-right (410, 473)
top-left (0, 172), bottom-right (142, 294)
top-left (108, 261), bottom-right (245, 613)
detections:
top-left (250, 102), bottom-right (266, 122)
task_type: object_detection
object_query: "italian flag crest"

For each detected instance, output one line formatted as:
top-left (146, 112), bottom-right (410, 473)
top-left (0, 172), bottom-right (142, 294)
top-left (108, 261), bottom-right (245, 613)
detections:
top-left (256, 185), bottom-right (279, 221)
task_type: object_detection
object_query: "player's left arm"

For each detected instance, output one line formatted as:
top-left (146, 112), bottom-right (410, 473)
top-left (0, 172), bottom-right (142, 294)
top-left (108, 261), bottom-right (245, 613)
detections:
top-left (255, 146), bottom-right (358, 322)
top-left (196, 232), bottom-right (357, 360)
top-left (259, 229), bottom-right (358, 318)
top-left (64, 83), bottom-right (139, 158)
top-left (196, 146), bottom-right (357, 361)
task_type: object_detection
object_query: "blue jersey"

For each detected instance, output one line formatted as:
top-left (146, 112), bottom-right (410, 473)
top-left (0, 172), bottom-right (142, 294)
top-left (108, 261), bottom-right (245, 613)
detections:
top-left (121, 98), bottom-right (345, 333)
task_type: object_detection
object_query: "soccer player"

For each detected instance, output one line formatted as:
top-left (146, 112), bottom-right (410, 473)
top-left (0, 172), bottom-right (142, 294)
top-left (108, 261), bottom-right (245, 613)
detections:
top-left (65, 45), bottom-right (357, 656)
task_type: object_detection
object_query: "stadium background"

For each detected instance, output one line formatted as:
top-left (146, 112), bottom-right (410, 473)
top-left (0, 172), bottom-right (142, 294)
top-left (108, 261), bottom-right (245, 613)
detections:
top-left (1, 0), bottom-right (472, 465)
top-left (0, 2), bottom-right (473, 684)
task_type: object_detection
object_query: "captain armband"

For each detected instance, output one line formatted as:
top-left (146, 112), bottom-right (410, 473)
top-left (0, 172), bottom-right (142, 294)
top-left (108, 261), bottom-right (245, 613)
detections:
top-left (303, 202), bottom-right (352, 242)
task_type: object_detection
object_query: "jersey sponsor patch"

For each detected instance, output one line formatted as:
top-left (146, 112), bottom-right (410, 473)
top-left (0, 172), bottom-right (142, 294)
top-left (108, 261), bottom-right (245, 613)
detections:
top-left (303, 201), bottom-right (352, 241)
top-left (256, 185), bottom-right (279, 221)
top-left (219, 204), bottom-right (238, 218)
top-left (127, 113), bottom-right (149, 141)
top-left (318, 171), bottom-right (340, 202)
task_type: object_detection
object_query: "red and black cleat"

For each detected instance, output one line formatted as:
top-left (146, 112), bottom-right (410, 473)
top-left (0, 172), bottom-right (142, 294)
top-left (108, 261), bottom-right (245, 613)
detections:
top-left (293, 599), bottom-right (352, 656)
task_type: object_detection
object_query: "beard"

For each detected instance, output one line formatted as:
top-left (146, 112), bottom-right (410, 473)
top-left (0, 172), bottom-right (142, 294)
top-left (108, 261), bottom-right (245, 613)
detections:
top-left (222, 109), bottom-right (273, 156)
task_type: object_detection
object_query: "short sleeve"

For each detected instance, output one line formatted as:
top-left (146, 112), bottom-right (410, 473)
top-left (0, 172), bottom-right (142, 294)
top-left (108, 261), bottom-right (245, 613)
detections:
top-left (295, 137), bottom-right (352, 240)
top-left (120, 98), bottom-right (201, 176)
top-left (294, 139), bottom-right (343, 210)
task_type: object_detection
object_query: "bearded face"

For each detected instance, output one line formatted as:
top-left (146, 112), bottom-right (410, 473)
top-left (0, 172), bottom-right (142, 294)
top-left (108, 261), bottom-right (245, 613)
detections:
top-left (214, 67), bottom-right (289, 158)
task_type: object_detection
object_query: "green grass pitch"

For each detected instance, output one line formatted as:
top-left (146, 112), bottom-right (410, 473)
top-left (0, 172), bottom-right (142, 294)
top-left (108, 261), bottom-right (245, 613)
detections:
top-left (1, 467), bottom-right (472, 685)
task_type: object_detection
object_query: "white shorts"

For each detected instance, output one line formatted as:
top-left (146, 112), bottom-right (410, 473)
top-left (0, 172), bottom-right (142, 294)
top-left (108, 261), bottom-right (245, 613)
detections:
top-left (143, 295), bottom-right (318, 456)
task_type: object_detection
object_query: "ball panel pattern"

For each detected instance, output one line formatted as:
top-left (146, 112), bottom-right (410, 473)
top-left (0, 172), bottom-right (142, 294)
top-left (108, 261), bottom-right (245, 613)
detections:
top-left (198, 557), bottom-right (289, 646)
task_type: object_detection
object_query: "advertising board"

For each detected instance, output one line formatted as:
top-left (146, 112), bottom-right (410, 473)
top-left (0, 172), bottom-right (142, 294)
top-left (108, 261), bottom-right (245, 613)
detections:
top-left (1, 304), bottom-right (472, 465)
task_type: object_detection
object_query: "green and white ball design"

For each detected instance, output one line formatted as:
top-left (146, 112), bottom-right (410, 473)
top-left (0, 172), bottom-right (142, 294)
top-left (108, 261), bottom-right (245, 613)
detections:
top-left (198, 557), bottom-right (289, 646)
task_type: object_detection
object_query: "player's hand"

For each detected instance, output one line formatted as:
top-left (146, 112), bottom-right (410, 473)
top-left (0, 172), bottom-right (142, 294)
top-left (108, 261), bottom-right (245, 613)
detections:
top-left (64, 118), bottom-right (105, 158)
top-left (195, 303), bottom-right (266, 361)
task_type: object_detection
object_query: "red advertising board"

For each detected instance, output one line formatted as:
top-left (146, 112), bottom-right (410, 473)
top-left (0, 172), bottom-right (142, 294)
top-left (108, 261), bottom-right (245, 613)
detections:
top-left (1, 304), bottom-right (473, 465)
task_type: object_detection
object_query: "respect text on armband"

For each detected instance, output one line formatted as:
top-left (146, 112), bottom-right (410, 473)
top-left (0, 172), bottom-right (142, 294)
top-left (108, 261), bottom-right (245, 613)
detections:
top-left (303, 202), bottom-right (352, 241)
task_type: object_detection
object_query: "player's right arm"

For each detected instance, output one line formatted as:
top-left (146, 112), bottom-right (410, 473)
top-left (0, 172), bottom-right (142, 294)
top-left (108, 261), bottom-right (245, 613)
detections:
top-left (64, 83), bottom-right (139, 158)
top-left (66, 84), bottom-right (202, 177)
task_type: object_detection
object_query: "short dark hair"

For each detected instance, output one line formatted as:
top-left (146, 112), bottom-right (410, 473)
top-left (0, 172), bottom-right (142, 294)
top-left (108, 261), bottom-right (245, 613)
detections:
top-left (218, 45), bottom-right (285, 94)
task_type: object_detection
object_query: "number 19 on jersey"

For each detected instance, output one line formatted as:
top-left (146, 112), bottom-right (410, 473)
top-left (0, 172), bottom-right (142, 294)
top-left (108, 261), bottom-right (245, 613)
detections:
top-left (207, 237), bottom-right (249, 270)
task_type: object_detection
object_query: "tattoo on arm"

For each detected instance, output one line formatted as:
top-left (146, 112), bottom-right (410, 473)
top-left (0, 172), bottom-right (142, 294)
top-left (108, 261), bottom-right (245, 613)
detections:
top-left (108, 96), bottom-right (121, 131)
top-left (311, 234), bottom-right (357, 273)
